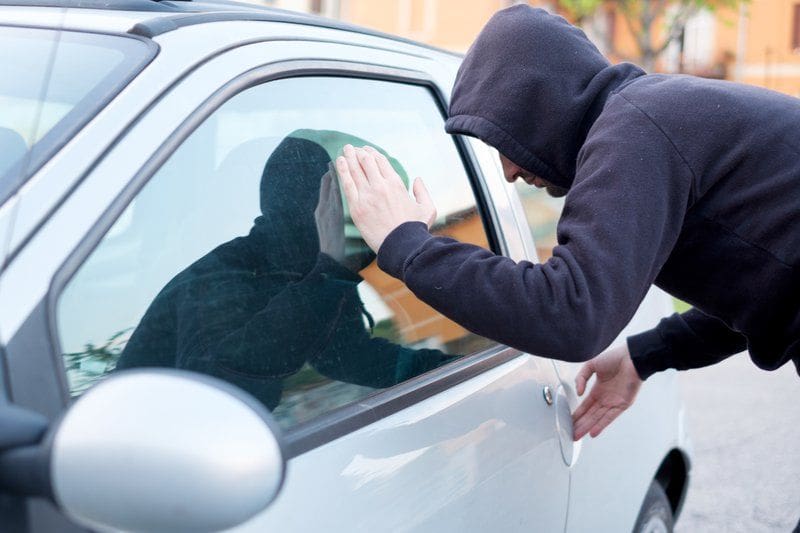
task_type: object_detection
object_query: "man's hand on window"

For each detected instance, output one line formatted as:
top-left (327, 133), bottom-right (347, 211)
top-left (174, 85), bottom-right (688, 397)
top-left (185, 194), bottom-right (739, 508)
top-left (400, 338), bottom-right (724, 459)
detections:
top-left (336, 144), bottom-right (436, 254)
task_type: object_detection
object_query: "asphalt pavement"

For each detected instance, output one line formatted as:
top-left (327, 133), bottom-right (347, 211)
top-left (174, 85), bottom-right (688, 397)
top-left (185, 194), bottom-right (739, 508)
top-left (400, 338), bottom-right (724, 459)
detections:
top-left (674, 355), bottom-right (800, 532)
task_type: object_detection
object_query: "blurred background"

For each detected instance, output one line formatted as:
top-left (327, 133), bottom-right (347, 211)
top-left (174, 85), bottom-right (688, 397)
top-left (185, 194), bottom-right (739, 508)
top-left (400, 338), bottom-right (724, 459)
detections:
top-left (233, 1), bottom-right (800, 531)
top-left (244, 0), bottom-right (800, 97)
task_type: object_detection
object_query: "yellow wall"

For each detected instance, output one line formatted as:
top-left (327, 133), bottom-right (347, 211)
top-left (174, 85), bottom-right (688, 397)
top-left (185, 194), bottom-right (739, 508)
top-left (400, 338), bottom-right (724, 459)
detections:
top-left (725, 0), bottom-right (800, 96)
top-left (341, 0), bottom-right (514, 52)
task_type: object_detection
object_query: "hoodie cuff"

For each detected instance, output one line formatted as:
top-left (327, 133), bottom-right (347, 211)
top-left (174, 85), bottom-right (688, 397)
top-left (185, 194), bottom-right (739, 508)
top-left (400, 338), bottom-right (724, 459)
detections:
top-left (627, 328), bottom-right (672, 381)
top-left (376, 221), bottom-right (433, 280)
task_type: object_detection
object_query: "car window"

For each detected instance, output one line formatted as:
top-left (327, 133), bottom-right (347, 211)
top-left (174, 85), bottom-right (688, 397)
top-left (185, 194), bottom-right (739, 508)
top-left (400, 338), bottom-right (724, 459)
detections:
top-left (0, 26), bottom-right (152, 200)
top-left (513, 181), bottom-right (565, 261)
top-left (56, 76), bottom-right (496, 429)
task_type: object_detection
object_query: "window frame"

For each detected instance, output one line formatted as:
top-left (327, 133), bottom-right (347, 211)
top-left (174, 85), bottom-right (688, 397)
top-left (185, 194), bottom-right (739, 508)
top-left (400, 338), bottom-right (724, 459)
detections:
top-left (47, 58), bottom-right (521, 457)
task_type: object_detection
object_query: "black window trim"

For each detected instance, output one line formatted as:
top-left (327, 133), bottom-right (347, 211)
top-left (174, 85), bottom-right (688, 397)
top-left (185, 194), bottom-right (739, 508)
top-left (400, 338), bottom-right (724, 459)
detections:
top-left (46, 58), bottom-right (521, 458)
top-left (0, 23), bottom-right (159, 208)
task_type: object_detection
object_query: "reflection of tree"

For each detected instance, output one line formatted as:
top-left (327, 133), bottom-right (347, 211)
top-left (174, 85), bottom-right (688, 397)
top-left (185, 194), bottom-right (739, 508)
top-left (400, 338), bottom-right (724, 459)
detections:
top-left (63, 328), bottom-right (132, 395)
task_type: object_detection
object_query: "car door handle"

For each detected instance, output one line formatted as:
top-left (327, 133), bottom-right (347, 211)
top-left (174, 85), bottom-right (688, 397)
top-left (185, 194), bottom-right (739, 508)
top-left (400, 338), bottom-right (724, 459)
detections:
top-left (542, 385), bottom-right (554, 405)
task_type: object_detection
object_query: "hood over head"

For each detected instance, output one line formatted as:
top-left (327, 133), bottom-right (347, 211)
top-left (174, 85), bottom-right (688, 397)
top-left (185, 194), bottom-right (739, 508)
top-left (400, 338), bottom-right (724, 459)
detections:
top-left (445, 5), bottom-right (645, 189)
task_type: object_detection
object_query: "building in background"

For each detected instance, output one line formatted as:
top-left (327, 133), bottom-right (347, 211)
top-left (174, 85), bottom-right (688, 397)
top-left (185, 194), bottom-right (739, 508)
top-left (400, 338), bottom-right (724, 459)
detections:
top-left (721, 0), bottom-right (800, 96)
top-left (252, 0), bottom-right (800, 95)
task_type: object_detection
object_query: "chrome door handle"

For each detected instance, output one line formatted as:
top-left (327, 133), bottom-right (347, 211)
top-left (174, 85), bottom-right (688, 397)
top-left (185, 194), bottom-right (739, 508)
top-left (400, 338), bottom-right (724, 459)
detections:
top-left (542, 386), bottom-right (554, 406)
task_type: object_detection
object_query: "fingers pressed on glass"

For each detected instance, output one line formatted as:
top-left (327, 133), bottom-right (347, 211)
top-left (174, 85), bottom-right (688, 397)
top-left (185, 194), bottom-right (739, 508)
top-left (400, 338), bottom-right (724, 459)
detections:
top-left (363, 146), bottom-right (394, 179)
top-left (368, 146), bottom-right (405, 186)
top-left (355, 147), bottom-right (383, 185)
top-left (343, 144), bottom-right (368, 187)
top-left (336, 156), bottom-right (358, 203)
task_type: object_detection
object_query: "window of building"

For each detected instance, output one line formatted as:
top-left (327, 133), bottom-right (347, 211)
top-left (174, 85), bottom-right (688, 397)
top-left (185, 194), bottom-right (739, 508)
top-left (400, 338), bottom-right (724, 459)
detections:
top-left (792, 3), bottom-right (800, 51)
top-left (56, 76), bottom-right (496, 429)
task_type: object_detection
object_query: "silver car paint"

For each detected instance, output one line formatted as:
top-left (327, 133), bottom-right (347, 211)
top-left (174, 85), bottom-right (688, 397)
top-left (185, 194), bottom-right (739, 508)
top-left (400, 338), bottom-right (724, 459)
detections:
top-left (231, 355), bottom-right (568, 532)
top-left (0, 194), bottom-right (17, 261)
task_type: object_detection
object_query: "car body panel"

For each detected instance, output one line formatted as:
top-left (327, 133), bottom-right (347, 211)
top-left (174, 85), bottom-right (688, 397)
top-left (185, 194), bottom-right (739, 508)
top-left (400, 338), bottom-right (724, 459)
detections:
top-left (0, 6), bottom-right (152, 33)
top-left (233, 356), bottom-right (568, 532)
top-left (0, 195), bottom-right (17, 266)
top-left (502, 163), bottom-right (692, 530)
top-left (559, 294), bottom-right (689, 533)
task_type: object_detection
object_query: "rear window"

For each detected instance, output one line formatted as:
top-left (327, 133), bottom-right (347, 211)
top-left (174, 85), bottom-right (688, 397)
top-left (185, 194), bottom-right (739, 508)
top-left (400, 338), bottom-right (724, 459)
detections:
top-left (0, 26), bottom-right (154, 201)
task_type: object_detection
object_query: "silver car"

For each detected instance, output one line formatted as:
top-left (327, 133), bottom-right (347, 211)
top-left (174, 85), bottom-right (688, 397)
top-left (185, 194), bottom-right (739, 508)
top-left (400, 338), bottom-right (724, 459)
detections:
top-left (0, 2), bottom-right (691, 531)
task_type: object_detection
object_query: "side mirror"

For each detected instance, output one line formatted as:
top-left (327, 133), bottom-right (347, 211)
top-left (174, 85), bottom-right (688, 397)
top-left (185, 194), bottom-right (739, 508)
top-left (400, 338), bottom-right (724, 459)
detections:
top-left (0, 370), bottom-right (286, 532)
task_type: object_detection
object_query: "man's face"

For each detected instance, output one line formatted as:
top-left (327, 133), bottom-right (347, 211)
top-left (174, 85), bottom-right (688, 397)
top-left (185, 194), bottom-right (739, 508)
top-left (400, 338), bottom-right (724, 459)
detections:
top-left (499, 154), bottom-right (568, 198)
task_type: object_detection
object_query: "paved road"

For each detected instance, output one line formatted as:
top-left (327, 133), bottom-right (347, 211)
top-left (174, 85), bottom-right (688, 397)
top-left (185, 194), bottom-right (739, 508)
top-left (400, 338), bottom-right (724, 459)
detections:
top-left (674, 355), bottom-right (800, 532)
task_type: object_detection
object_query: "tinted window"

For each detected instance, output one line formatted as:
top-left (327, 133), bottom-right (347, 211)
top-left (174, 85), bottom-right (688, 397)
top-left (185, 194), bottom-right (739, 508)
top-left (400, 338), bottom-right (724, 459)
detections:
top-left (57, 76), bottom-right (495, 428)
top-left (0, 26), bottom-right (151, 198)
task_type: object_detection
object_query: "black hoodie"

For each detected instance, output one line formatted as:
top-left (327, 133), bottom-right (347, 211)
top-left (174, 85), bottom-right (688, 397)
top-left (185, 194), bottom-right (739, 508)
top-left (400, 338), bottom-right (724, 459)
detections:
top-left (376, 6), bottom-right (800, 378)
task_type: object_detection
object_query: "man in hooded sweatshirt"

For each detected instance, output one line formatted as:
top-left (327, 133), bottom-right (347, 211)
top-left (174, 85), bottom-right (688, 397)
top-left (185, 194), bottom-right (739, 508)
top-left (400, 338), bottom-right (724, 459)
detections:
top-left (336, 4), bottom-right (799, 444)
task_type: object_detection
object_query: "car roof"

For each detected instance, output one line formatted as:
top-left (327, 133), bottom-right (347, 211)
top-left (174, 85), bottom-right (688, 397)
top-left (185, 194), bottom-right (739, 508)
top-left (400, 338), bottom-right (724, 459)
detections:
top-left (0, 0), bottom-right (460, 57)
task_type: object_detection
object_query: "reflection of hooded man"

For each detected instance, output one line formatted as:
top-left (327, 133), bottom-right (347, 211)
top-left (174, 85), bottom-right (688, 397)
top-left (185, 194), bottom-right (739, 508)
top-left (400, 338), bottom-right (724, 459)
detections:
top-left (117, 133), bottom-right (453, 410)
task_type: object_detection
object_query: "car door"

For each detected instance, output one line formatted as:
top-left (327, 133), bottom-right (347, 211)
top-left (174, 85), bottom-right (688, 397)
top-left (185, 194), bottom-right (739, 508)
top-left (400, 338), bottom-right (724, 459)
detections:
top-left (505, 174), bottom-right (688, 532)
top-left (2, 32), bottom-right (569, 531)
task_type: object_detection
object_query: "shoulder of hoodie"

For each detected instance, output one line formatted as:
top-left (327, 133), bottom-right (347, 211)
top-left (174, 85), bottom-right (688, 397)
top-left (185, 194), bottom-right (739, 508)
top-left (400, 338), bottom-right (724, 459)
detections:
top-left (582, 75), bottom-right (699, 157)
top-left (600, 74), bottom-right (730, 137)
top-left (585, 74), bottom-right (747, 163)
top-left (604, 73), bottom-right (800, 137)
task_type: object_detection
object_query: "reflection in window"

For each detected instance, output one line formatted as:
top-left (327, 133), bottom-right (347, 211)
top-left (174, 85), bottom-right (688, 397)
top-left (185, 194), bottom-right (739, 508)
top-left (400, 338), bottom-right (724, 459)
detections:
top-left (57, 77), bottom-right (495, 428)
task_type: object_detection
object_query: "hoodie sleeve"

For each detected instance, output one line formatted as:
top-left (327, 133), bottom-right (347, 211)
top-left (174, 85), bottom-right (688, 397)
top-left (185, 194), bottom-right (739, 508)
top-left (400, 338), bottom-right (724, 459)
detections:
top-left (377, 95), bottom-right (694, 362)
top-left (627, 308), bottom-right (747, 379)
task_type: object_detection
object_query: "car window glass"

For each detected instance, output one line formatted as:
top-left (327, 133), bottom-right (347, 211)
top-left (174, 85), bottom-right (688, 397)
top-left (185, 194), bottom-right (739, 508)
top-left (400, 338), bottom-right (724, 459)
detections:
top-left (0, 26), bottom-right (150, 197)
top-left (513, 181), bottom-right (565, 261)
top-left (57, 76), bottom-right (496, 428)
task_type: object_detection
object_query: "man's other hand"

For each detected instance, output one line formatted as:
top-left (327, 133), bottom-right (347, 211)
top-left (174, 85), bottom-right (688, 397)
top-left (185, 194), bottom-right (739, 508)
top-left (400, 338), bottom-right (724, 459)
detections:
top-left (572, 343), bottom-right (642, 441)
top-left (336, 145), bottom-right (436, 253)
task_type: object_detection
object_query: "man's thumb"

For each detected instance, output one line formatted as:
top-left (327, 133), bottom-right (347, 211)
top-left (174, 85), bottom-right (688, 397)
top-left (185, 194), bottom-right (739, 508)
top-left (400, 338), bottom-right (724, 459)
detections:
top-left (575, 362), bottom-right (594, 396)
top-left (413, 177), bottom-right (436, 226)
